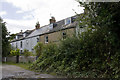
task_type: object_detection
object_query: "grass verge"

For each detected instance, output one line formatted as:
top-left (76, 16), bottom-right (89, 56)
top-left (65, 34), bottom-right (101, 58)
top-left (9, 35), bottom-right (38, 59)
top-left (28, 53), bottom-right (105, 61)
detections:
top-left (3, 62), bottom-right (31, 70)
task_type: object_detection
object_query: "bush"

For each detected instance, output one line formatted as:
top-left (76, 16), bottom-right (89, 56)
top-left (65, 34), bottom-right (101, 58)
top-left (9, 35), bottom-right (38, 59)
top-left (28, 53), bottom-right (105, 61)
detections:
top-left (30, 43), bottom-right (57, 72)
top-left (23, 49), bottom-right (33, 57)
top-left (10, 48), bottom-right (20, 56)
top-left (34, 42), bottom-right (43, 57)
top-left (30, 29), bottom-right (120, 78)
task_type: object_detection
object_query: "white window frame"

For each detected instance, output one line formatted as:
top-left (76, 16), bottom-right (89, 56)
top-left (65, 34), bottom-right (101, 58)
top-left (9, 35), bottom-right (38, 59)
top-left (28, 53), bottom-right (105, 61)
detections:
top-left (16, 36), bottom-right (18, 39)
top-left (49, 23), bottom-right (53, 30)
top-left (45, 36), bottom-right (48, 43)
top-left (65, 17), bottom-right (71, 25)
top-left (23, 33), bottom-right (26, 37)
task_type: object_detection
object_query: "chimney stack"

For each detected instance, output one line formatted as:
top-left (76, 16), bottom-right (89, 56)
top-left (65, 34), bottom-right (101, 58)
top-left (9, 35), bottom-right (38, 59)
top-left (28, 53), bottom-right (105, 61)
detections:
top-left (49, 16), bottom-right (56, 24)
top-left (35, 21), bottom-right (40, 29)
top-left (21, 30), bottom-right (22, 33)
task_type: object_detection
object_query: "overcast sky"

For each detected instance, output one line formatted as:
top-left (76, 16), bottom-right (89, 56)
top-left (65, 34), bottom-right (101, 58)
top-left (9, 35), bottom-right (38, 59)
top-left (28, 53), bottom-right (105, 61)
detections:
top-left (0, 0), bottom-right (84, 34)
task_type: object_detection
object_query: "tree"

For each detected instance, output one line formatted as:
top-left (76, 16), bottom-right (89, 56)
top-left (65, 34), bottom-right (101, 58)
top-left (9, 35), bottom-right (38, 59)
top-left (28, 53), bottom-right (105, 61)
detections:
top-left (9, 33), bottom-right (16, 41)
top-left (34, 42), bottom-right (43, 58)
top-left (0, 17), bottom-right (11, 57)
top-left (77, 2), bottom-right (120, 37)
top-left (10, 48), bottom-right (20, 63)
top-left (76, 1), bottom-right (120, 78)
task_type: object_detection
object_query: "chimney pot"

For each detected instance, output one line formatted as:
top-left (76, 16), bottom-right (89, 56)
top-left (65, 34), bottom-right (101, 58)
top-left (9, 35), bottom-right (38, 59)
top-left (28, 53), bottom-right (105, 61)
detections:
top-left (49, 16), bottom-right (56, 24)
top-left (35, 21), bottom-right (40, 29)
top-left (21, 30), bottom-right (22, 33)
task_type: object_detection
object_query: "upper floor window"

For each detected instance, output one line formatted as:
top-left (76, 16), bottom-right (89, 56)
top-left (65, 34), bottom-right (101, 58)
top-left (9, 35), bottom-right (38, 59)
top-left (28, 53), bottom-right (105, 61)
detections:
top-left (49, 23), bottom-right (53, 30)
top-left (37, 38), bottom-right (39, 42)
top-left (20, 41), bottom-right (22, 48)
top-left (16, 42), bottom-right (17, 48)
top-left (71, 16), bottom-right (77, 23)
top-left (45, 36), bottom-right (48, 43)
top-left (62, 32), bottom-right (66, 39)
top-left (16, 36), bottom-right (18, 39)
top-left (65, 18), bottom-right (71, 25)
top-left (32, 48), bottom-right (34, 52)
top-left (26, 40), bottom-right (28, 45)
top-left (23, 33), bottom-right (26, 37)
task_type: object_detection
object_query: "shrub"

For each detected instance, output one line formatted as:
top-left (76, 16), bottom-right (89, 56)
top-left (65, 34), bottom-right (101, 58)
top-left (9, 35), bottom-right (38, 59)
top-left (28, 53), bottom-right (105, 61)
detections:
top-left (10, 48), bottom-right (20, 56)
top-left (23, 49), bottom-right (33, 57)
top-left (30, 29), bottom-right (120, 78)
top-left (34, 42), bottom-right (43, 57)
top-left (30, 43), bottom-right (57, 71)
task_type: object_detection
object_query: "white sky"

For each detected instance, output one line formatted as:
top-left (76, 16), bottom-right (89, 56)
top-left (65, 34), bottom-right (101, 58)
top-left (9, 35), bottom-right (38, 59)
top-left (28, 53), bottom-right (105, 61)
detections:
top-left (1, 0), bottom-right (84, 34)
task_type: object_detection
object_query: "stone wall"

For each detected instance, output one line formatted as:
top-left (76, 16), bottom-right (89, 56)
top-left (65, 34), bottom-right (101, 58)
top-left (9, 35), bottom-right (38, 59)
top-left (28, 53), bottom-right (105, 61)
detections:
top-left (6, 56), bottom-right (16, 63)
top-left (6, 56), bottom-right (36, 63)
top-left (19, 56), bottom-right (36, 63)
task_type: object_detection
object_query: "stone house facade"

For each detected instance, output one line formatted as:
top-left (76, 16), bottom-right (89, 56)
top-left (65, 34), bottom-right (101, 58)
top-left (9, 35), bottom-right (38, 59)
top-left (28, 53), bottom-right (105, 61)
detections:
top-left (40, 28), bottom-right (75, 44)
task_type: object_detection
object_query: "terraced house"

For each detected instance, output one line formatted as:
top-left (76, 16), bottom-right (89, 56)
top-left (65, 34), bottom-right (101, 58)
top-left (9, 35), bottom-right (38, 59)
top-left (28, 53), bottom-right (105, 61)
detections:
top-left (11, 15), bottom-right (81, 54)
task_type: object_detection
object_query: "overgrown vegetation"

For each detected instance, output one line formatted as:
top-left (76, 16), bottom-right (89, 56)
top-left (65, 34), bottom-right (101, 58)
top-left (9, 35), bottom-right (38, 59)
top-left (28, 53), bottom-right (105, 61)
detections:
top-left (30, 2), bottom-right (120, 78)
top-left (22, 49), bottom-right (34, 57)
top-left (34, 42), bottom-right (43, 57)
top-left (30, 32), bottom-right (120, 78)
top-left (30, 43), bottom-right (57, 72)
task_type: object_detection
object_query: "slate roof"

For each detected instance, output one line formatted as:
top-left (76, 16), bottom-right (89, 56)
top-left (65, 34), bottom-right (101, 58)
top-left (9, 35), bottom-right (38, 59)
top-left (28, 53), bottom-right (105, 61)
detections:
top-left (24, 30), bottom-right (34, 34)
top-left (11, 29), bottom-right (34, 42)
top-left (16, 32), bottom-right (23, 36)
top-left (11, 15), bottom-right (78, 42)
top-left (26, 25), bottom-right (50, 38)
top-left (48, 19), bottom-right (77, 33)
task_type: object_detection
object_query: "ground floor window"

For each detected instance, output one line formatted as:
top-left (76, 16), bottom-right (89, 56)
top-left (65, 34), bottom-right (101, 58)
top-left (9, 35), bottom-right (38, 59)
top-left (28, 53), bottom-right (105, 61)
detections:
top-left (20, 50), bottom-right (23, 54)
top-left (26, 40), bottom-right (28, 45)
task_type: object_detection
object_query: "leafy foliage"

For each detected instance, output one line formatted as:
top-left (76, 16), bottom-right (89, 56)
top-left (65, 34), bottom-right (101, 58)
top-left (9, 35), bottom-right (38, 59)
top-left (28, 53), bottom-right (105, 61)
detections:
top-left (30, 30), bottom-right (120, 78)
top-left (29, 2), bottom-right (120, 78)
top-left (23, 49), bottom-right (34, 57)
top-left (9, 34), bottom-right (16, 41)
top-left (1, 17), bottom-right (11, 57)
top-left (34, 42), bottom-right (43, 57)
top-left (10, 48), bottom-right (20, 56)
top-left (30, 43), bottom-right (57, 72)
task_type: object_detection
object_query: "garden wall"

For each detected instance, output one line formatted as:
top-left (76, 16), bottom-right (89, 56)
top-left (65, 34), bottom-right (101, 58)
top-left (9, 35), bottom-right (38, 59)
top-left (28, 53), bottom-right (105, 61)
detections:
top-left (6, 56), bottom-right (36, 63)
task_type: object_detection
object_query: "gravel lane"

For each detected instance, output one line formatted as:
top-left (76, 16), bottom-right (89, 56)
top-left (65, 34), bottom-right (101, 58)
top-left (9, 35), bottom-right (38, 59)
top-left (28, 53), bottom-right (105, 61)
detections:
top-left (2, 64), bottom-right (56, 78)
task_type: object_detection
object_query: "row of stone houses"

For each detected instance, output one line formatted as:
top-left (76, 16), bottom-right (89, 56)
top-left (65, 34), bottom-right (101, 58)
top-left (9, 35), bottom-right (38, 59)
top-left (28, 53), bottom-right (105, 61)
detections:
top-left (10, 15), bottom-right (84, 54)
